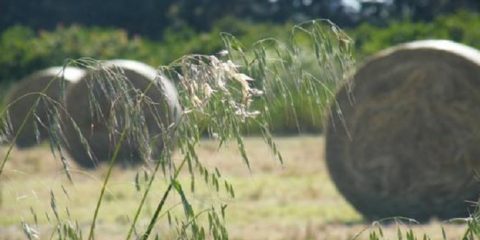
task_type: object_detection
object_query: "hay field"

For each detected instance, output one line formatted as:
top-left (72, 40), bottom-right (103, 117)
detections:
top-left (0, 136), bottom-right (470, 239)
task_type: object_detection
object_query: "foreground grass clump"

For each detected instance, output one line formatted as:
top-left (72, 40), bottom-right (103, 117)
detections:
top-left (0, 19), bottom-right (354, 239)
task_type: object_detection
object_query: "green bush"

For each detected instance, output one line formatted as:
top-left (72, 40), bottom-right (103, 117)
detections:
top-left (0, 19), bottom-right (291, 83)
top-left (2, 10), bottom-right (480, 83)
top-left (349, 10), bottom-right (480, 58)
top-left (0, 25), bottom-right (148, 83)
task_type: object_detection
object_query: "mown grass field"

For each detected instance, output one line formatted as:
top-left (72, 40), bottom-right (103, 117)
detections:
top-left (0, 136), bottom-right (470, 239)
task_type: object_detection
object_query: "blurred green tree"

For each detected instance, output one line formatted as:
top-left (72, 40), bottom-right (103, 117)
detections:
top-left (0, 0), bottom-right (478, 39)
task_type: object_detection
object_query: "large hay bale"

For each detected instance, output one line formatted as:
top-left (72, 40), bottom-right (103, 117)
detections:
top-left (326, 40), bottom-right (480, 221)
top-left (63, 59), bottom-right (181, 168)
top-left (4, 67), bottom-right (86, 148)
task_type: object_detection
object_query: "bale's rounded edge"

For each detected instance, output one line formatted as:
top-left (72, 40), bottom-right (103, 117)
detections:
top-left (325, 40), bottom-right (480, 221)
top-left (63, 60), bottom-right (182, 168)
top-left (4, 66), bottom-right (86, 148)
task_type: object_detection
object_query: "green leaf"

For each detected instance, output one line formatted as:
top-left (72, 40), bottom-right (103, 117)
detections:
top-left (172, 179), bottom-right (194, 218)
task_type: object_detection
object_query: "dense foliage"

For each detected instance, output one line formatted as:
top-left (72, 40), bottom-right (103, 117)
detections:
top-left (2, 10), bottom-right (479, 83)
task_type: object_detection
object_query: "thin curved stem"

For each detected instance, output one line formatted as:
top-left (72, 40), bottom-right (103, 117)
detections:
top-left (87, 127), bottom-right (128, 240)
top-left (140, 157), bottom-right (188, 240)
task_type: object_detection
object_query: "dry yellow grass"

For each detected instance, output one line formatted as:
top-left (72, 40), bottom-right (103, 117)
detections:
top-left (0, 136), bottom-right (470, 239)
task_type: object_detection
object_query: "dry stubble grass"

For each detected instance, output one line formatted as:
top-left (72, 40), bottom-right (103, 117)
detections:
top-left (0, 136), bottom-right (470, 239)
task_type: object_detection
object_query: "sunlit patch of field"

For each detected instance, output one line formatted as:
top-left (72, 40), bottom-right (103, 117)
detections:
top-left (0, 136), bottom-right (470, 239)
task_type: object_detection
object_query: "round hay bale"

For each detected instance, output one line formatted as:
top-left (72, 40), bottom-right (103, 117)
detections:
top-left (4, 67), bottom-right (86, 148)
top-left (326, 40), bottom-right (480, 221)
top-left (63, 59), bottom-right (181, 168)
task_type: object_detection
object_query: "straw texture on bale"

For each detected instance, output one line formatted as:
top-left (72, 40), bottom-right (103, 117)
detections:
top-left (326, 40), bottom-right (480, 221)
top-left (63, 60), bottom-right (181, 168)
top-left (4, 67), bottom-right (85, 148)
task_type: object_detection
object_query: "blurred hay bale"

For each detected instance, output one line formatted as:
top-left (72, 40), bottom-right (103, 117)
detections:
top-left (63, 59), bottom-right (181, 168)
top-left (326, 40), bottom-right (480, 221)
top-left (4, 67), bottom-right (85, 148)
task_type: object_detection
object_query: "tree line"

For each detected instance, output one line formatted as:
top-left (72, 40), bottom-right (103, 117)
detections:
top-left (1, 0), bottom-right (478, 39)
